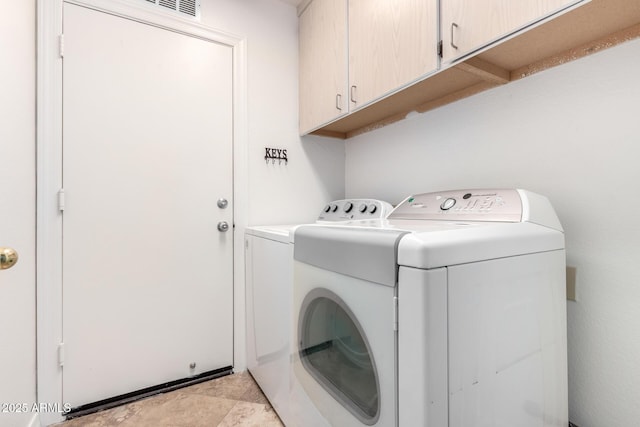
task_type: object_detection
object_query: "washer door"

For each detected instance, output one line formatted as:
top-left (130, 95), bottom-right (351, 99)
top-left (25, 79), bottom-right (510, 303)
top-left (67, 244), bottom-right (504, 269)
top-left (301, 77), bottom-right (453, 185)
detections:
top-left (299, 288), bottom-right (380, 425)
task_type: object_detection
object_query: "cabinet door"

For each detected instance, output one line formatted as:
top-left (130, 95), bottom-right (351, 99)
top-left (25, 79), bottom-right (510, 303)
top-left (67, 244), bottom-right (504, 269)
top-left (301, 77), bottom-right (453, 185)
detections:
top-left (349, 0), bottom-right (438, 110)
top-left (441, 0), bottom-right (582, 63)
top-left (299, 0), bottom-right (348, 135)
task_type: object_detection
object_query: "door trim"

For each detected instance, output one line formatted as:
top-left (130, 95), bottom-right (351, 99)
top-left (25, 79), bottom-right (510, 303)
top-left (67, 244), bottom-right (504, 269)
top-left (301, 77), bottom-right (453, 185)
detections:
top-left (36, 1), bottom-right (248, 424)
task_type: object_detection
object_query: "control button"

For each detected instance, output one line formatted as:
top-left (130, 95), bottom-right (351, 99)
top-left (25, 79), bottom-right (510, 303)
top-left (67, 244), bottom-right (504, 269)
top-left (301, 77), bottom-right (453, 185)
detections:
top-left (440, 198), bottom-right (456, 210)
top-left (344, 202), bottom-right (353, 213)
top-left (368, 204), bottom-right (378, 214)
top-left (324, 204), bottom-right (331, 213)
top-left (463, 193), bottom-right (472, 200)
top-left (331, 204), bottom-right (338, 212)
top-left (358, 203), bottom-right (367, 213)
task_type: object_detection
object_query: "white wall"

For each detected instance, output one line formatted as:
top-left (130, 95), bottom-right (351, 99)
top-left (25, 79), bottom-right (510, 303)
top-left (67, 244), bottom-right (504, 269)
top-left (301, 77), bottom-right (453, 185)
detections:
top-left (202, 0), bottom-right (345, 226)
top-left (0, 2), bottom-right (37, 427)
top-left (345, 38), bottom-right (640, 427)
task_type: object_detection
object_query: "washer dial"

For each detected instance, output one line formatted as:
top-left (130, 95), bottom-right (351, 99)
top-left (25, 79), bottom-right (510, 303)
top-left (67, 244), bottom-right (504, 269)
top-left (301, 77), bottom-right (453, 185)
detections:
top-left (440, 198), bottom-right (456, 210)
top-left (344, 202), bottom-right (353, 213)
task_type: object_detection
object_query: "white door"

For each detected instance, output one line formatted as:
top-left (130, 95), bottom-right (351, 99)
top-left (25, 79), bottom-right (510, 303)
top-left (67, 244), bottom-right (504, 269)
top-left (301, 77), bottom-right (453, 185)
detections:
top-left (0, 3), bottom-right (36, 425)
top-left (62, 3), bottom-right (233, 408)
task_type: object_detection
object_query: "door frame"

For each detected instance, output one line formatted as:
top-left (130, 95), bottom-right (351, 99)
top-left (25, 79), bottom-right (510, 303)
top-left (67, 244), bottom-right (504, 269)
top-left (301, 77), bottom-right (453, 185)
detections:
top-left (36, 1), bottom-right (248, 424)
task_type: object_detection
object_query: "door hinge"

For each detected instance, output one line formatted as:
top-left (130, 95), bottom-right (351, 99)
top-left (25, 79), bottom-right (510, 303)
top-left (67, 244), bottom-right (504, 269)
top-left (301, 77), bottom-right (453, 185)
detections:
top-left (59, 34), bottom-right (64, 58)
top-left (437, 40), bottom-right (443, 58)
top-left (58, 343), bottom-right (65, 367)
top-left (58, 189), bottom-right (65, 212)
top-left (393, 296), bottom-right (398, 331)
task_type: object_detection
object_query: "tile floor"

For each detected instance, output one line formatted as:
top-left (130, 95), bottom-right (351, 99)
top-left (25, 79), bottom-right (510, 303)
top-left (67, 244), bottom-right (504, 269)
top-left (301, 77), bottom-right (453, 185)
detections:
top-left (55, 371), bottom-right (284, 427)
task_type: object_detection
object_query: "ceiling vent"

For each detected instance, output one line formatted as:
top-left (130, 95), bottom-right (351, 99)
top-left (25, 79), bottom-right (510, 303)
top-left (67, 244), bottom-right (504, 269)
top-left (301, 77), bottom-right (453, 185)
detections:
top-left (144, 0), bottom-right (200, 19)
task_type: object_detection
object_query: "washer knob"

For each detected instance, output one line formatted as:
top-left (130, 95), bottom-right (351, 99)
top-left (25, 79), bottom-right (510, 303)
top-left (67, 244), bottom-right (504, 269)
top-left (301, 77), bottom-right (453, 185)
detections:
top-left (440, 198), bottom-right (456, 210)
top-left (324, 204), bottom-right (331, 213)
top-left (368, 204), bottom-right (378, 214)
top-left (343, 202), bottom-right (353, 213)
top-left (358, 203), bottom-right (367, 213)
top-left (331, 204), bottom-right (338, 212)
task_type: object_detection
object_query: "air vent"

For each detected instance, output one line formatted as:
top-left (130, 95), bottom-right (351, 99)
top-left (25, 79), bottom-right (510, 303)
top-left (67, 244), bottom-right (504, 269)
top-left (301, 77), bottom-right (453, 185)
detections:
top-left (143, 0), bottom-right (200, 19)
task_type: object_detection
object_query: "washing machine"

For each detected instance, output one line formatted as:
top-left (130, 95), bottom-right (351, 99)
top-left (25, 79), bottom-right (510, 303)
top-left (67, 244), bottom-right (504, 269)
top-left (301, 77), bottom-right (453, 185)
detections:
top-left (244, 199), bottom-right (392, 426)
top-left (292, 189), bottom-right (567, 427)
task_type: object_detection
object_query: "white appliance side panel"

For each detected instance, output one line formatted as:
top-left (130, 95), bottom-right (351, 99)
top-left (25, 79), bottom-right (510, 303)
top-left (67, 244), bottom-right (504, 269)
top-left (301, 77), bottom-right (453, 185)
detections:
top-left (448, 250), bottom-right (568, 427)
top-left (245, 236), bottom-right (257, 372)
top-left (398, 266), bottom-right (448, 427)
top-left (244, 234), bottom-right (292, 424)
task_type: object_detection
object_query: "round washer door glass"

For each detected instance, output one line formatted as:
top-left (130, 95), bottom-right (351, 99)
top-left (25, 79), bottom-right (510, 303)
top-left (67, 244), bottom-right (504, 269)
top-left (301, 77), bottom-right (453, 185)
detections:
top-left (299, 288), bottom-right (380, 424)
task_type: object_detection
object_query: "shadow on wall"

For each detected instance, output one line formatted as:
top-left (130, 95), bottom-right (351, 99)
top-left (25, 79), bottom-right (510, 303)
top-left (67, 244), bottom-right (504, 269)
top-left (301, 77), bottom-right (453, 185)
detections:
top-left (300, 135), bottom-right (345, 201)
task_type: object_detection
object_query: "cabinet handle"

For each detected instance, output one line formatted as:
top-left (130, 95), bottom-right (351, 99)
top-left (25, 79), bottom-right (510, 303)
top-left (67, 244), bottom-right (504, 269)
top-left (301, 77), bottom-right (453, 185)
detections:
top-left (336, 94), bottom-right (342, 111)
top-left (451, 22), bottom-right (459, 49)
top-left (350, 85), bottom-right (357, 104)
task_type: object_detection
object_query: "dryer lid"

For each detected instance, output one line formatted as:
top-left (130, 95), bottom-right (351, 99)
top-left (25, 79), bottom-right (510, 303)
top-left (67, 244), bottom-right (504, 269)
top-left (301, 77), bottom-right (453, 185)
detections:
top-left (294, 225), bottom-right (407, 287)
top-left (397, 221), bottom-right (564, 269)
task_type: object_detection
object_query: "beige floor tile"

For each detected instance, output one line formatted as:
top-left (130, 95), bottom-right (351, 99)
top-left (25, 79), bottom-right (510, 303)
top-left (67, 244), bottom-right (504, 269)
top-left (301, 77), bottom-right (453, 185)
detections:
top-left (57, 391), bottom-right (237, 427)
top-left (185, 372), bottom-right (263, 404)
top-left (54, 372), bottom-right (280, 427)
top-left (120, 393), bottom-right (237, 427)
top-left (217, 401), bottom-right (284, 427)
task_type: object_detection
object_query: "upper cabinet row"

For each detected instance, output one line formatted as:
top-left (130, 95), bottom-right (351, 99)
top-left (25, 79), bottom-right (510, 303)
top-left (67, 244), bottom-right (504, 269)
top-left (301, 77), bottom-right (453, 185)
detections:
top-left (299, 0), bottom-right (438, 134)
top-left (299, 0), bottom-right (584, 136)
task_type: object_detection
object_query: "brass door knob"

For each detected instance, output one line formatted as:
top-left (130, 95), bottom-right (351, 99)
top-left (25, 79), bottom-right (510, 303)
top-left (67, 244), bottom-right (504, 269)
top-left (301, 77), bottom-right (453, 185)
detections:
top-left (0, 247), bottom-right (19, 270)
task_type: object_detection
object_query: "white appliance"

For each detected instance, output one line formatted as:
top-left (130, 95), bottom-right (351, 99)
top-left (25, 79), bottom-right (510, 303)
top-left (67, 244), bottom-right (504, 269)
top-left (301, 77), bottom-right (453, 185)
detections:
top-left (292, 189), bottom-right (567, 427)
top-left (245, 199), bottom-right (392, 426)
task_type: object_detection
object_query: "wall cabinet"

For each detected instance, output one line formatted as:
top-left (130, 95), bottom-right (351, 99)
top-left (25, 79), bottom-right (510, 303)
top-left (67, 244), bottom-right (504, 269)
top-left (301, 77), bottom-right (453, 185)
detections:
top-left (299, 0), bottom-right (438, 135)
top-left (299, 0), bottom-right (348, 135)
top-left (348, 0), bottom-right (438, 110)
top-left (299, 0), bottom-right (640, 138)
top-left (441, 0), bottom-right (582, 63)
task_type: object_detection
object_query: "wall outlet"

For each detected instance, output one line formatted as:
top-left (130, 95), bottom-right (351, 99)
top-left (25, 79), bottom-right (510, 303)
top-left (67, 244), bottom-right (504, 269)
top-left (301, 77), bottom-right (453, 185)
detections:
top-left (566, 266), bottom-right (577, 301)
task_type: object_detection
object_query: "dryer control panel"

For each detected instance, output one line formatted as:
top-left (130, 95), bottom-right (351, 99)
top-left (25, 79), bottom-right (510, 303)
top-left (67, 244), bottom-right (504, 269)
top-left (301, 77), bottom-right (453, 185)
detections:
top-left (389, 189), bottom-right (523, 222)
top-left (317, 199), bottom-right (393, 222)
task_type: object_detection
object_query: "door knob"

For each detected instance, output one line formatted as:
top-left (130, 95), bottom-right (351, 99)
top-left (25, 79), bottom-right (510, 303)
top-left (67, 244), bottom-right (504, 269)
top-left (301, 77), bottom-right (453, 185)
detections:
top-left (0, 247), bottom-right (19, 270)
top-left (217, 198), bottom-right (228, 209)
top-left (217, 221), bottom-right (230, 232)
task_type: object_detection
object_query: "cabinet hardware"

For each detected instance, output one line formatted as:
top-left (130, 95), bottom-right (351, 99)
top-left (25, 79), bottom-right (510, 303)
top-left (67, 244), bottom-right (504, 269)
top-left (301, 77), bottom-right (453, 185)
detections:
top-left (336, 94), bottom-right (342, 111)
top-left (350, 85), bottom-right (357, 103)
top-left (451, 22), bottom-right (459, 49)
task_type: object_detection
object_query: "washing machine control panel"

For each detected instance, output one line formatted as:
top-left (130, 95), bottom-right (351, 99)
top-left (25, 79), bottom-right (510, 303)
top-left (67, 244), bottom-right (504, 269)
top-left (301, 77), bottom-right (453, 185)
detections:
top-left (318, 199), bottom-right (393, 222)
top-left (388, 189), bottom-right (523, 222)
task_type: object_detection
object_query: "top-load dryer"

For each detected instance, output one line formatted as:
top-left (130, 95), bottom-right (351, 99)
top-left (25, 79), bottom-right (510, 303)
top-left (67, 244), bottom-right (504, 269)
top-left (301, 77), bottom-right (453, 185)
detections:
top-left (292, 189), bottom-right (567, 427)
